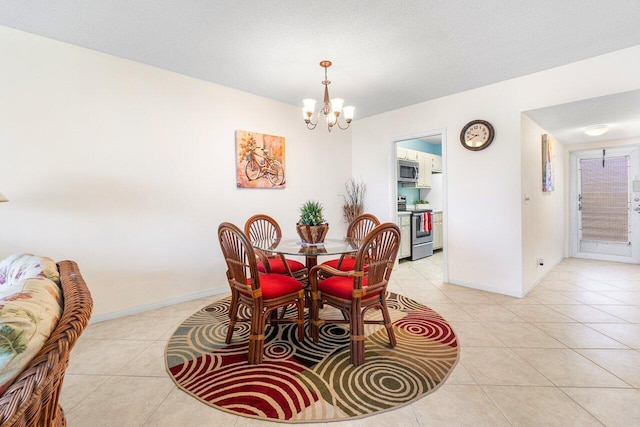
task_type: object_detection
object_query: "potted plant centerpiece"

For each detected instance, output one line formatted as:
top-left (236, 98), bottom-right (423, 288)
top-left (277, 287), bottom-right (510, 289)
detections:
top-left (416, 199), bottom-right (430, 210)
top-left (296, 200), bottom-right (329, 244)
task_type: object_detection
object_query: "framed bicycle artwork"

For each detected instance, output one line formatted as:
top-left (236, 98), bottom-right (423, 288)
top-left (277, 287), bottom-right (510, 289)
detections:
top-left (236, 130), bottom-right (286, 188)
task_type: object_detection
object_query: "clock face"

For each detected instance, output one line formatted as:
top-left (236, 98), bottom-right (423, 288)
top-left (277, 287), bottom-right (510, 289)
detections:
top-left (460, 120), bottom-right (494, 151)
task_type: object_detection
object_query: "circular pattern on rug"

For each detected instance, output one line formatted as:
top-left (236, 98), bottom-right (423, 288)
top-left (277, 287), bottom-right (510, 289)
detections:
top-left (165, 292), bottom-right (459, 423)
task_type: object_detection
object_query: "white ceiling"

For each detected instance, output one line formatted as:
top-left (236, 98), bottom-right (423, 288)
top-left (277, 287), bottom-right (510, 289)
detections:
top-left (2, 0), bottom-right (640, 128)
top-left (524, 90), bottom-right (640, 145)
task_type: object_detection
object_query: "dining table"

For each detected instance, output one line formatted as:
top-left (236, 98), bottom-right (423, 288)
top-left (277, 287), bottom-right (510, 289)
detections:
top-left (251, 237), bottom-right (361, 270)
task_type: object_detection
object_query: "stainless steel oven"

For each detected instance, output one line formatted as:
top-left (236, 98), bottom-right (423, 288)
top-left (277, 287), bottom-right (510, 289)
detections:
top-left (411, 210), bottom-right (433, 260)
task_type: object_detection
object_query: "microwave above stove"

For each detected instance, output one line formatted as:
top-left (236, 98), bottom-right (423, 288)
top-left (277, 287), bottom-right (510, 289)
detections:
top-left (397, 159), bottom-right (419, 183)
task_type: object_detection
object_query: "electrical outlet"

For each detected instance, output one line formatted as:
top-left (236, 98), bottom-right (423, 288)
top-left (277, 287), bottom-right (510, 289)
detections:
top-left (537, 258), bottom-right (544, 266)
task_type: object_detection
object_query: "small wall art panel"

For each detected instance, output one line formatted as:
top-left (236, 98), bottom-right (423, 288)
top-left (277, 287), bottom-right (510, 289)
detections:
top-left (236, 130), bottom-right (286, 188)
top-left (542, 133), bottom-right (554, 192)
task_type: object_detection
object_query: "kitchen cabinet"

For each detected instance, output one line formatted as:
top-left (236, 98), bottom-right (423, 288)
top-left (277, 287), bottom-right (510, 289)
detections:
top-left (417, 152), bottom-right (432, 188)
top-left (432, 211), bottom-right (443, 250)
top-left (396, 147), bottom-right (419, 162)
top-left (397, 212), bottom-right (411, 259)
top-left (431, 154), bottom-right (442, 173)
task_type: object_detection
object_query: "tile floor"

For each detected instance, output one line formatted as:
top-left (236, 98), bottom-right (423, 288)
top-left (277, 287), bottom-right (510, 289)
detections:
top-left (61, 254), bottom-right (640, 426)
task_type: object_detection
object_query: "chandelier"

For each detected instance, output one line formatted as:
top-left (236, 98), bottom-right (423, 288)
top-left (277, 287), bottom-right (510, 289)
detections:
top-left (302, 60), bottom-right (355, 132)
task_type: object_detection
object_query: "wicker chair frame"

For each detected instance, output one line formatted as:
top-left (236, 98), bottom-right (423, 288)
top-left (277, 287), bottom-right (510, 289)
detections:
top-left (219, 222), bottom-right (305, 364)
top-left (244, 214), bottom-right (309, 284)
top-left (320, 213), bottom-right (380, 274)
top-left (309, 222), bottom-right (400, 366)
top-left (0, 260), bottom-right (93, 427)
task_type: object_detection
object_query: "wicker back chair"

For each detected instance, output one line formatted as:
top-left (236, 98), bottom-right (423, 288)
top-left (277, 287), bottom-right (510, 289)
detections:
top-left (320, 213), bottom-right (380, 273)
top-left (0, 260), bottom-right (93, 427)
top-left (244, 214), bottom-right (308, 283)
top-left (309, 222), bottom-right (400, 366)
top-left (219, 222), bottom-right (305, 364)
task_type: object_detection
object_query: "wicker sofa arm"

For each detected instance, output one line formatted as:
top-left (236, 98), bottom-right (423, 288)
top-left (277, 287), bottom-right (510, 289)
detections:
top-left (0, 260), bottom-right (93, 427)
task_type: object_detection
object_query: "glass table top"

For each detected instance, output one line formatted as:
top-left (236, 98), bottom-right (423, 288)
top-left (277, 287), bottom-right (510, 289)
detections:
top-left (252, 238), bottom-right (361, 257)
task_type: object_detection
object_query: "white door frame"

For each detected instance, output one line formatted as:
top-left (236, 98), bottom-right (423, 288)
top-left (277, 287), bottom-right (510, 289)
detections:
top-left (390, 128), bottom-right (448, 281)
top-left (569, 145), bottom-right (640, 263)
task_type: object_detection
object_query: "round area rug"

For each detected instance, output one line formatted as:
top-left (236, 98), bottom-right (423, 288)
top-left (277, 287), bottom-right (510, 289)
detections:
top-left (165, 292), bottom-right (459, 423)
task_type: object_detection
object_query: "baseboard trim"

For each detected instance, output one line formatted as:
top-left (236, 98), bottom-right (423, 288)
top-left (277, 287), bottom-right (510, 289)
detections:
top-left (446, 278), bottom-right (525, 298)
top-left (90, 288), bottom-right (226, 324)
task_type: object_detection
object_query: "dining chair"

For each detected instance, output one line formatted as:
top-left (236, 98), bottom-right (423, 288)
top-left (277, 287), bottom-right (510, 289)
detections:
top-left (218, 222), bottom-right (305, 364)
top-left (309, 222), bottom-right (401, 366)
top-left (244, 214), bottom-right (309, 283)
top-left (319, 213), bottom-right (380, 275)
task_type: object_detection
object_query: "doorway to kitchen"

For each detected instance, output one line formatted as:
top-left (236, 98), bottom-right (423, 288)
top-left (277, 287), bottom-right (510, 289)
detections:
top-left (393, 129), bottom-right (447, 281)
top-left (569, 146), bottom-right (640, 263)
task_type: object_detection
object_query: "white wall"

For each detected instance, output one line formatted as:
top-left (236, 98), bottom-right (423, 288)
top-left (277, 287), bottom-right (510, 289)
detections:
top-left (520, 116), bottom-right (565, 293)
top-left (353, 45), bottom-right (640, 297)
top-left (0, 26), bottom-right (352, 319)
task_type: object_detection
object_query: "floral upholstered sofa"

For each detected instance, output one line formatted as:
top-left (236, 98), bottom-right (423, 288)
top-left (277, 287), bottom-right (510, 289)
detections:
top-left (0, 254), bottom-right (92, 427)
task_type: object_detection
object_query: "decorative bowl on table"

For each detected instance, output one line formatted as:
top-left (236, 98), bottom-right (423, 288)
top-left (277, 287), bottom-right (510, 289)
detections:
top-left (296, 223), bottom-right (329, 244)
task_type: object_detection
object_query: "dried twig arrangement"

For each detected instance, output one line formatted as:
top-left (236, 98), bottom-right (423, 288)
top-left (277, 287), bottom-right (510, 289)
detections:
top-left (341, 177), bottom-right (366, 223)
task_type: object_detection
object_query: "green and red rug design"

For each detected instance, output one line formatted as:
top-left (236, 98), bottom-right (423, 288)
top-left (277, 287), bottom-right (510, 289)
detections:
top-left (165, 292), bottom-right (459, 423)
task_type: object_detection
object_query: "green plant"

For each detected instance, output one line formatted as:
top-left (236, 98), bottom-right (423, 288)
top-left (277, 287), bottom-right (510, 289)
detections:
top-left (298, 200), bottom-right (326, 226)
top-left (416, 199), bottom-right (429, 204)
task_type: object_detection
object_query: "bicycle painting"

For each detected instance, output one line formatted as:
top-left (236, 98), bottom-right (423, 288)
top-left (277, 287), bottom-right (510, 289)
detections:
top-left (236, 130), bottom-right (286, 188)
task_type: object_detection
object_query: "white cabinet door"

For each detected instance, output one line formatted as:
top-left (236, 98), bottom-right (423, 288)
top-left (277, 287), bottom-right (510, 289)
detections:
top-left (396, 147), bottom-right (407, 159)
top-left (397, 214), bottom-right (412, 259)
top-left (418, 152), bottom-right (432, 188)
top-left (432, 211), bottom-right (443, 250)
top-left (405, 148), bottom-right (419, 162)
top-left (432, 155), bottom-right (442, 172)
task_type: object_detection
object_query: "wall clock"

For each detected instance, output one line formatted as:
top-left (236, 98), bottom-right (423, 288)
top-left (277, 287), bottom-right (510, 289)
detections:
top-left (460, 120), bottom-right (495, 151)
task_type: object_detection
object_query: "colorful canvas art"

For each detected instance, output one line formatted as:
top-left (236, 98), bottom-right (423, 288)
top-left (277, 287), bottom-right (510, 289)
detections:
top-left (236, 130), bottom-right (286, 188)
top-left (542, 133), bottom-right (554, 192)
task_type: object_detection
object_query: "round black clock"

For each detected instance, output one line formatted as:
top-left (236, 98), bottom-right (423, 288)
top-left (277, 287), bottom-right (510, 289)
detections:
top-left (460, 120), bottom-right (495, 151)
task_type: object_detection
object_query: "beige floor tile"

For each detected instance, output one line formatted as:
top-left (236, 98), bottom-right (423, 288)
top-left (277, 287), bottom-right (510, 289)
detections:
top-left (59, 374), bottom-right (111, 410)
top-left (547, 304), bottom-right (628, 323)
top-left (558, 291), bottom-right (626, 305)
top-left (143, 388), bottom-right (239, 427)
top-left (84, 314), bottom-right (185, 340)
top-left (411, 385), bottom-right (510, 426)
top-left (138, 297), bottom-right (214, 318)
top-left (120, 341), bottom-right (169, 377)
top-left (586, 323), bottom-right (640, 348)
top-left (532, 323), bottom-right (628, 349)
top-left (536, 280), bottom-right (585, 292)
top-left (444, 362), bottom-right (476, 385)
top-left (335, 404), bottom-right (418, 427)
top-left (528, 291), bottom-right (582, 305)
top-left (512, 348), bottom-right (630, 387)
top-left (67, 338), bottom-right (153, 375)
top-left (424, 303), bottom-right (475, 321)
top-left (601, 279), bottom-right (640, 291)
top-left (503, 304), bottom-right (575, 322)
top-left (577, 349), bottom-right (640, 387)
top-left (65, 376), bottom-right (175, 427)
top-left (458, 304), bottom-right (524, 322)
top-left (599, 291), bottom-right (640, 305)
top-left (461, 347), bottom-right (552, 386)
top-left (481, 322), bottom-right (566, 348)
top-left (483, 385), bottom-right (602, 426)
top-left (447, 321), bottom-right (506, 347)
top-left (562, 387), bottom-right (640, 427)
top-left (593, 305), bottom-right (640, 323)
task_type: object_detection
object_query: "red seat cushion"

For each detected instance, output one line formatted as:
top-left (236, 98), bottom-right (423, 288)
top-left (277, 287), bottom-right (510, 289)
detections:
top-left (243, 273), bottom-right (303, 300)
top-left (257, 257), bottom-right (306, 274)
top-left (321, 258), bottom-right (356, 271)
top-left (317, 275), bottom-right (379, 300)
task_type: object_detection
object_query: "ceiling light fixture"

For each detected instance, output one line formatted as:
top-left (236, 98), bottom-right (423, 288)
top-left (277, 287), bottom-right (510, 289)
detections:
top-left (584, 124), bottom-right (610, 136)
top-left (0, 193), bottom-right (8, 203)
top-left (302, 60), bottom-right (355, 132)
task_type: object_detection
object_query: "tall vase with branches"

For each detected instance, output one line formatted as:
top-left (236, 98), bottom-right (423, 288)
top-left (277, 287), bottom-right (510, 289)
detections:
top-left (341, 177), bottom-right (366, 223)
